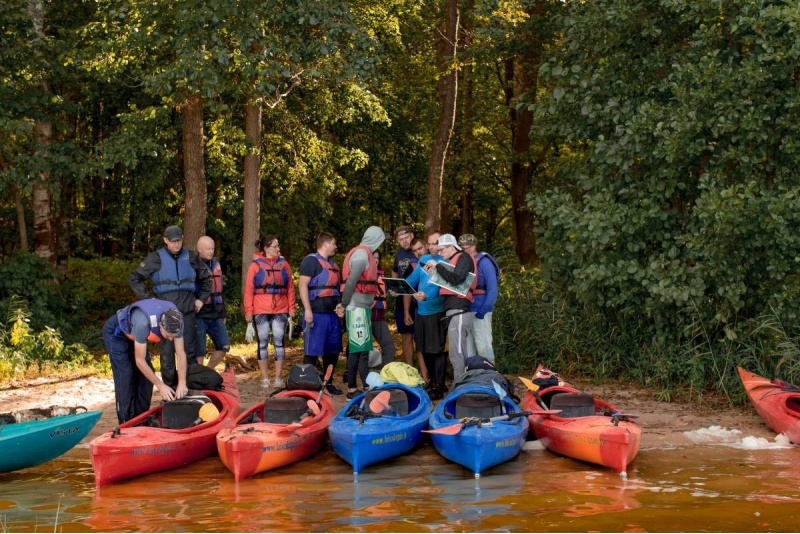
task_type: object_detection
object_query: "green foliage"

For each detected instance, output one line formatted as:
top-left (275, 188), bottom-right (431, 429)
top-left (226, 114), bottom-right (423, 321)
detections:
top-left (0, 252), bottom-right (63, 328)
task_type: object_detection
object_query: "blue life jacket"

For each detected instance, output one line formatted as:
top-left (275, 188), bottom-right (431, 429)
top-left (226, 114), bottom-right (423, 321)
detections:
top-left (117, 298), bottom-right (178, 343)
top-left (307, 253), bottom-right (341, 301)
top-left (252, 257), bottom-right (290, 295)
top-left (199, 259), bottom-right (223, 305)
top-left (152, 248), bottom-right (196, 294)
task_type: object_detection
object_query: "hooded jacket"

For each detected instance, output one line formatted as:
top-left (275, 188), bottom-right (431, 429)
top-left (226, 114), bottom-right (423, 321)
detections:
top-left (340, 226), bottom-right (386, 309)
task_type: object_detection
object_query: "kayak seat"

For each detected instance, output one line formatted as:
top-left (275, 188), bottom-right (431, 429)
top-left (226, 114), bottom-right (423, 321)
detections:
top-left (549, 392), bottom-right (595, 418)
top-left (365, 389), bottom-right (409, 416)
top-left (263, 397), bottom-right (309, 424)
top-left (161, 394), bottom-right (212, 429)
top-left (454, 394), bottom-right (502, 419)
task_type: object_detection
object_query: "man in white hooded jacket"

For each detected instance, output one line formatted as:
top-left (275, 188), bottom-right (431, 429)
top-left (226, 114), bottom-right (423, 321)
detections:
top-left (337, 226), bottom-right (386, 398)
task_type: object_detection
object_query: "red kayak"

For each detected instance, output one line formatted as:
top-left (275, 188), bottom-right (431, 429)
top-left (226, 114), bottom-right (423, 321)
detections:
top-left (520, 365), bottom-right (640, 477)
top-left (738, 366), bottom-right (800, 444)
top-left (90, 367), bottom-right (240, 487)
top-left (217, 389), bottom-right (334, 481)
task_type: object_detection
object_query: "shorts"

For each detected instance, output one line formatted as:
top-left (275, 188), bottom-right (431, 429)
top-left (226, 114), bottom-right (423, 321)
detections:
top-left (395, 302), bottom-right (416, 335)
top-left (414, 312), bottom-right (446, 354)
top-left (196, 317), bottom-right (230, 356)
top-left (302, 312), bottom-right (342, 357)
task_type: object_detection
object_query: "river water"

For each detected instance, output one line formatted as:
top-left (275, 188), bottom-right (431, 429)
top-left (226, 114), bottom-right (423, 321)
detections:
top-left (1, 432), bottom-right (798, 532)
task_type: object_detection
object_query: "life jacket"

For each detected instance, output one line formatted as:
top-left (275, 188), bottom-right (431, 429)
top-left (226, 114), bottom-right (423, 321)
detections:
top-left (252, 256), bottom-right (290, 295)
top-left (117, 298), bottom-right (177, 343)
top-left (373, 269), bottom-right (387, 310)
top-left (199, 259), bottom-right (223, 305)
top-left (438, 252), bottom-right (477, 303)
top-left (341, 245), bottom-right (379, 295)
top-left (307, 253), bottom-right (341, 301)
top-left (152, 248), bottom-right (196, 294)
top-left (474, 252), bottom-right (501, 296)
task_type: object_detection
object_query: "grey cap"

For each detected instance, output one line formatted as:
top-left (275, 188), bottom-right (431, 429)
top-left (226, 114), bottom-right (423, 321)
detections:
top-left (164, 225), bottom-right (184, 241)
top-left (437, 233), bottom-right (462, 251)
top-left (458, 234), bottom-right (477, 247)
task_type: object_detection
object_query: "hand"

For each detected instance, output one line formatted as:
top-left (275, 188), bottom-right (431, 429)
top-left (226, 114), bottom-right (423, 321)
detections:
top-left (304, 310), bottom-right (314, 325)
top-left (388, 290), bottom-right (398, 298)
top-left (475, 311), bottom-right (486, 320)
top-left (245, 323), bottom-right (255, 343)
top-left (404, 315), bottom-right (414, 326)
top-left (194, 299), bottom-right (203, 313)
top-left (334, 304), bottom-right (345, 318)
top-left (413, 291), bottom-right (426, 302)
top-left (175, 382), bottom-right (189, 399)
top-left (158, 383), bottom-right (177, 402)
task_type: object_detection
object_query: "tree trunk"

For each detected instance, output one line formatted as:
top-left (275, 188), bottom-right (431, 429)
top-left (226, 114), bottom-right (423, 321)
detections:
top-left (458, 5), bottom-right (475, 236)
top-left (12, 184), bottom-right (29, 251)
top-left (242, 99), bottom-right (262, 293)
top-left (32, 119), bottom-right (56, 263)
top-left (182, 95), bottom-right (206, 249)
top-left (424, 0), bottom-right (460, 235)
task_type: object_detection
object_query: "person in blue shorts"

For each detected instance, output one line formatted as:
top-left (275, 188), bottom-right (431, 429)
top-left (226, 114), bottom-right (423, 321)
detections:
top-left (298, 232), bottom-right (344, 395)
top-left (195, 236), bottom-right (231, 369)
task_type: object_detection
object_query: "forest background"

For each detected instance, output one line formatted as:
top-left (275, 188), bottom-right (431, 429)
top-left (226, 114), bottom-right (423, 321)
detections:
top-left (3, 0), bottom-right (800, 403)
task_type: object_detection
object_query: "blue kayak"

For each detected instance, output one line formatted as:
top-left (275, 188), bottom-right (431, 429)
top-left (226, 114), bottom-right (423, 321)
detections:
top-left (328, 383), bottom-right (433, 474)
top-left (428, 384), bottom-right (529, 477)
top-left (0, 409), bottom-right (103, 473)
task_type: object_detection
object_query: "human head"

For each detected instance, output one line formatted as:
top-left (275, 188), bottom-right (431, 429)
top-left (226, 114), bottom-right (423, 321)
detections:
top-left (316, 232), bottom-right (337, 258)
top-left (256, 235), bottom-right (280, 258)
top-left (426, 232), bottom-right (442, 257)
top-left (458, 234), bottom-right (478, 256)
top-left (360, 226), bottom-right (386, 252)
top-left (159, 308), bottom-right (184, 340)
top-left (163, 225), bottom-right (184, 254)
top-left (394, 225), bottom-right (414, 250)
top-left (196, 236), bottom-right (215, 261)
top-left (437, 234), bottom-right (461, 257)
top-left (410, 237), bottom-right (427, 259)
top-left (373, 249), bottom-right (382, 268)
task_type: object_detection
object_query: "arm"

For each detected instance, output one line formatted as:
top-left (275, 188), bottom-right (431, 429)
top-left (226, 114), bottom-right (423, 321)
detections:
top-left (340, 251), bottom-right (368, 308)
top-left (286, 264), bottom-right (297, 315)
top-left (481, 259), bottom-right (499, 314)
top-left (243, 263), bottom-right (256, 323)
top-left (299, 274), bottom-right (313, 325)
top-left (129, 252), bottom-right (160, 300)
top-left (172, 336), bottom-right (189, 398)
top-left (434, 254), bottom-right (473, 285)
top-left (191, 251), bottom-right (211, 313)
top-left (133, 341), bottom-right (178, 401)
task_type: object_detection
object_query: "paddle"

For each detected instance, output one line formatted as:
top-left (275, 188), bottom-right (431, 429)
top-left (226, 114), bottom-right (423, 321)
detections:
top-left (610, 411), bottom-right (639, 426)
top-left (519, 376), bottom-right (549, 411)
top-left (193, 402), bottom-right (220, 425)
top-left (368, 391), bottom-right (397, 415)
top-left (277, 400), bottom-right (322, 434)
top-left (423, 410), bottom-right (534, 436)
top-left (491, 380), bottom-right (507, 415)
top-left (315, 365), bottom-right (335, 407)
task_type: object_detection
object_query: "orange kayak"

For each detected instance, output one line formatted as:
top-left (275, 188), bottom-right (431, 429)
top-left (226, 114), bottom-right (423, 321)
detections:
top-left (217, 389), bottom-right (334, 481)
top-left (90, 367), bottom-right (240, 487)
top-left (738, 366), bottom-right (800, 444)
top-left (520, 365), bottom-right (640, 477)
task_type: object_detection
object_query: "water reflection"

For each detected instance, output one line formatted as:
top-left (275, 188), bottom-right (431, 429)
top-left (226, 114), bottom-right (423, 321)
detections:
top-left (1, 441), bottom-right (799, 532)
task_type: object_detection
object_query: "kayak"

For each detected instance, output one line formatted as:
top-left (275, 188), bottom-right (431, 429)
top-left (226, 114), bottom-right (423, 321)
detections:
top-left (90, 367), bottom-right (240, 487)
top-left (0, 409), bottom-right (103, 473)
top-left (520, 365), bottom-right (640, 477)
top-left (738, 366), bottom-right (800, 444)
top-left (217, 389), bottom-right (335, 481)
top-left (328, 384), bottom-right (432, 474)
top-left (428, 383), bottom-right (529, 477)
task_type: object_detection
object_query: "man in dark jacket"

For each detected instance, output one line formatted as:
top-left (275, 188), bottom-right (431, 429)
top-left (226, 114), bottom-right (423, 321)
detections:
top-left (195, 235), bottom-right (230, 369)
top-left (129, 225), bottom-right (211, 387)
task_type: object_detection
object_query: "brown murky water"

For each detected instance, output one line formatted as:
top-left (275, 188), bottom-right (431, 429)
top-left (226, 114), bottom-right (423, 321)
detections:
top-left (1, 440), bottom-right (798, 532)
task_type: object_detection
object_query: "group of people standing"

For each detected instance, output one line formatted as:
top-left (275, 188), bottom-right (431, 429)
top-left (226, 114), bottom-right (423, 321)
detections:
top-left (103, 223), bottom-right (500, 425)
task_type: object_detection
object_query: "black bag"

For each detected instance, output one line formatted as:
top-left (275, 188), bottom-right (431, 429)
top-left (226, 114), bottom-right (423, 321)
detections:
top-left (286, 364), bottom-right (322, 391)
top-left (161, 394), bottom-right (212, 429)
top-left (186, 363), bottom-right (223, 391)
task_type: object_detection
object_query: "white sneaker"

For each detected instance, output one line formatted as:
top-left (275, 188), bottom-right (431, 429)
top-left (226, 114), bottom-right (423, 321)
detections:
top-left (273, 378), bottom-right (285, 388)
top-left (261, 378), bottom-right (270, 389)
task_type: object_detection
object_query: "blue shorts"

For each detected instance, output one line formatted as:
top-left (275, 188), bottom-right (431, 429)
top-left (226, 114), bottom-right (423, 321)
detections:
top-left (395, 303), bottom-right (416, 335)
top-left (196, 317), bottom-right (231, 356)
top-left (302, 312), bottom-right (342, 357)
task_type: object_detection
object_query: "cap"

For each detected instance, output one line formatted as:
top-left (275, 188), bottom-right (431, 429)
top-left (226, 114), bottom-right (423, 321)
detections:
top-left (394, 225), bottom-right (412, 238)
top-left (437, 233), bottom-right (462, 251)
top-left (458, 234), bottom-right (477, 247)
top-left (164, 225), bottom-right (184, 242)
top-left (159, 309), bottom-right (184, 336)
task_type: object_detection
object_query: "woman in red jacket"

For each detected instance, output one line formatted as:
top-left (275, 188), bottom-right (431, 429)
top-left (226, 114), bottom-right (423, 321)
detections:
top-left (244, 236), bottom-right (296, 388)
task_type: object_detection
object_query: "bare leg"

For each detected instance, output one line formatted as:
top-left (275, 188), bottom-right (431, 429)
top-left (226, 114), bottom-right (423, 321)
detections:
top-left (207, 350), bottom-right (226, 369)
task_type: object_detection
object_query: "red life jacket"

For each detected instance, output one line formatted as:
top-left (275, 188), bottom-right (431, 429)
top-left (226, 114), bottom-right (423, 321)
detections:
top-left (341, 245), bottom-right (379, 295)
top-left (437, 252), bottom-right (477, 303)
top-left (373, 268), bottom-right (387, 310)
top-left (200, 259), bottom-right (223, 304)
top-left (252, 256), bottom-right (290, 295)
top-left (307, 253), bottom-right (341, 301)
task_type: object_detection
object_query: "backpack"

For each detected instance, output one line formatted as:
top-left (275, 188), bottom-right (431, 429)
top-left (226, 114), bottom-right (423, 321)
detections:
top-left (186, 364), bottom-right (223, 391)
top-left (286, 364), bottom-right (322, 391)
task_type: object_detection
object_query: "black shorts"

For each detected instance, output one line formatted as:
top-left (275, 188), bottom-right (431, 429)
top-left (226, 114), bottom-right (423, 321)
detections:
top-left (395, 302), bottom-right (416, 335)
top-left (414, 312), bottom-right (445, 354)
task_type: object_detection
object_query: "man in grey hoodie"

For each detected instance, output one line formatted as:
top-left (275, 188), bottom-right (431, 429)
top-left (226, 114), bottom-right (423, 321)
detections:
top-left (337, 226), bottom-right (386, 398)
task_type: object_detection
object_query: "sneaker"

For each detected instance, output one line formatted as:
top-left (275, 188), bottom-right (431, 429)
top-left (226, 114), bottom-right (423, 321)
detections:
top-left (260, 378), bottom-right (270, 389)
top-left (326, 383), bottom-right (343, 396)
top-left (273, 378), bottom-right (285, 389)
top-left (346, 389), bottom-right (361, 399)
